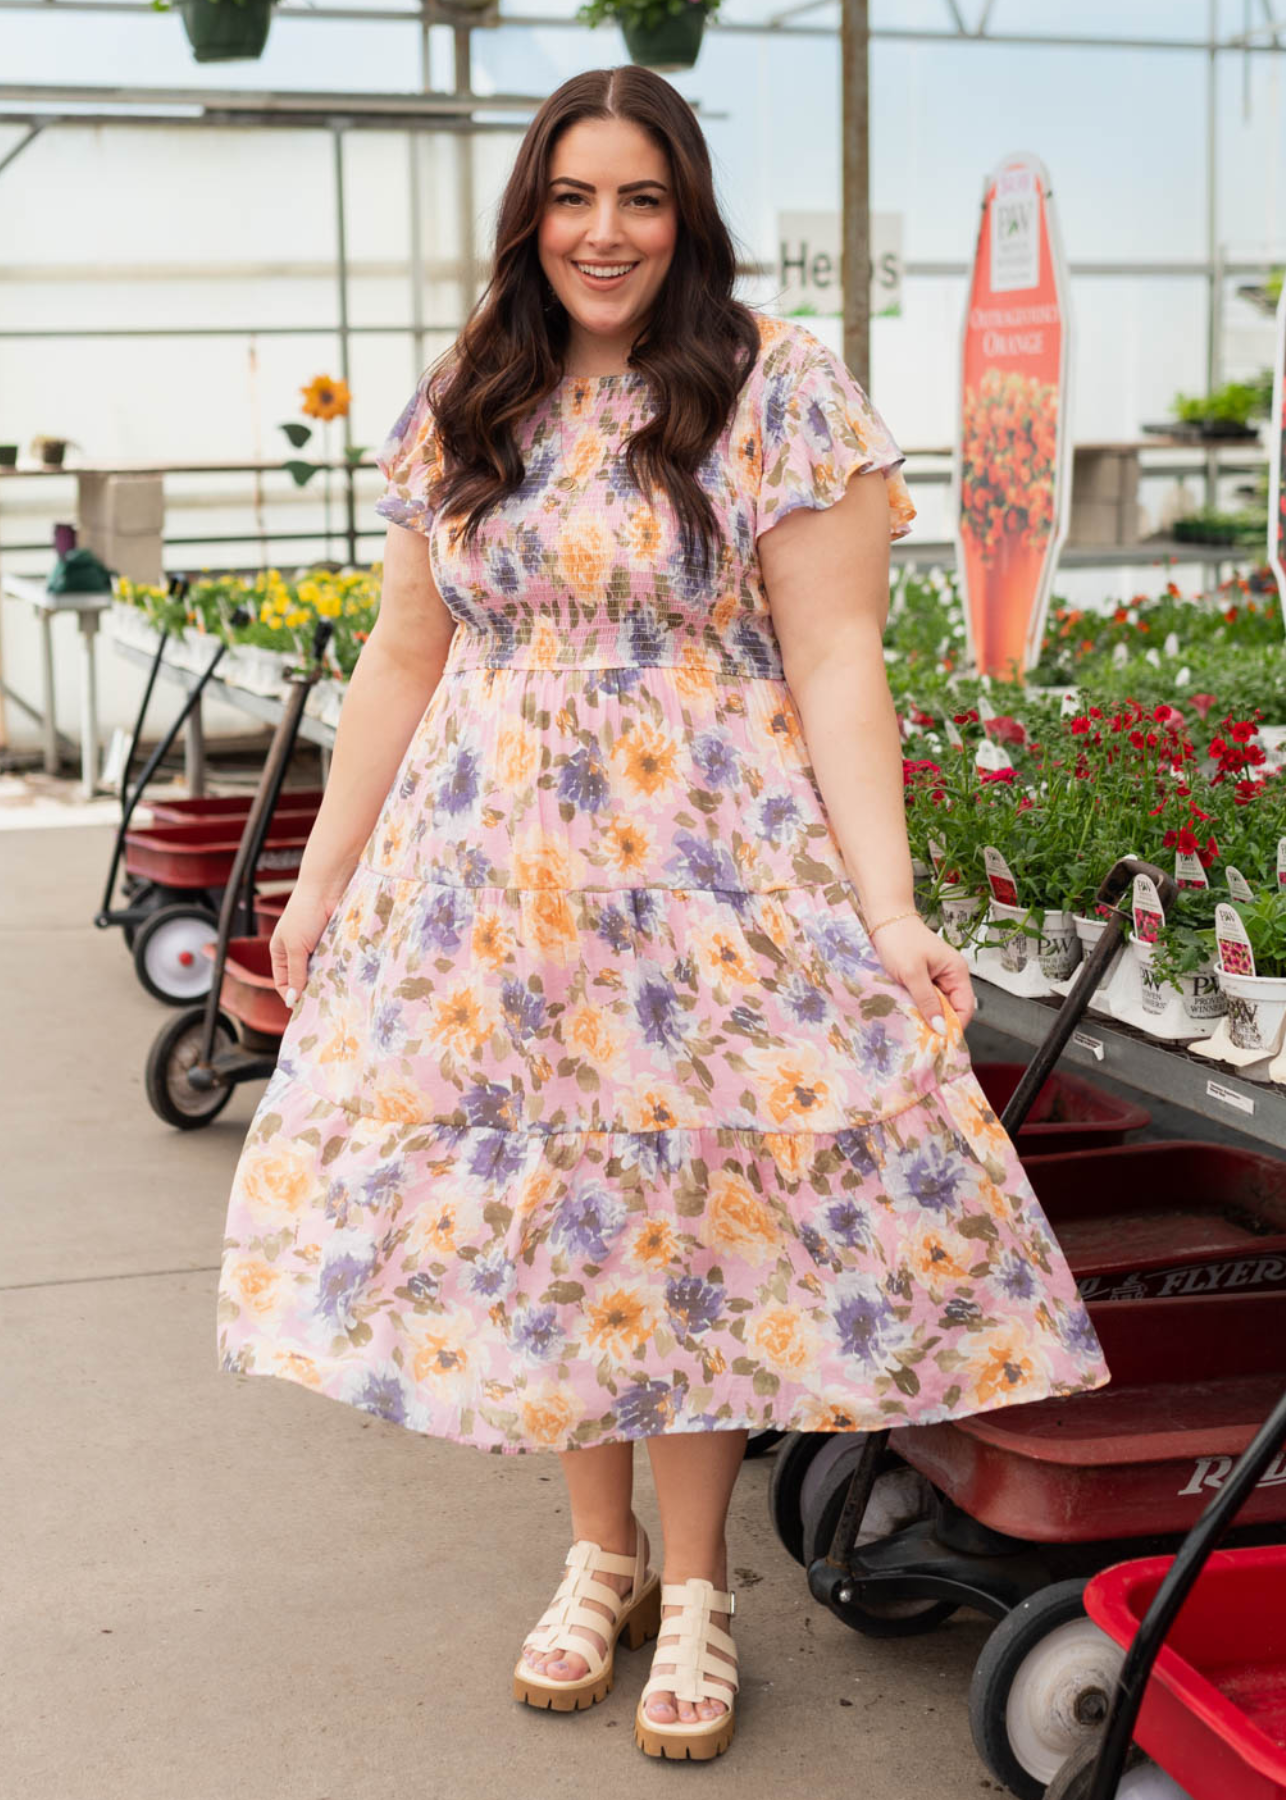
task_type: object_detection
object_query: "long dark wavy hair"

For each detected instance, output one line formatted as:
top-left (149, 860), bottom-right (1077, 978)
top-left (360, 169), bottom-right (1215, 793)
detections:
top-left (424, 66), bottom-right (761, 580)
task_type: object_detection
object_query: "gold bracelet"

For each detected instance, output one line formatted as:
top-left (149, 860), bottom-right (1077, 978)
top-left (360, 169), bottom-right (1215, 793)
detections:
top-left (867, 907), bottom-right (918, 938)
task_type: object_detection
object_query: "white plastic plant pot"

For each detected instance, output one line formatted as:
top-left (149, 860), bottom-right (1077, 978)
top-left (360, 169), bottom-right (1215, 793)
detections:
top-left (1190, 969), bottom-right (1286, 1067)
top-left (238, 646), bottom-right (289, 696)
top-left (1036, 909), bottom-right (1080, 982)
top-left (1059, 913), bottom-right (1126, 1013)
top-left (939, 890), bottom-right (983, 957)
top-left (108, 600), bottom-right (158, 650)
top-left (317, 679), bottom-right (346, 728)
top-left (1118, 937), bottom-right (1225, 1041)
top-left (976, 901), bottom-right (1059, 998)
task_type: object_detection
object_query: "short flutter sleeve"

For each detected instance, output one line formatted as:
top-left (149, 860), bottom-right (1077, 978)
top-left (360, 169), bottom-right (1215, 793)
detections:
top-left (374, 373), bottom-right (446, 536)
top-left (753, 323), bottom-right (916, 543)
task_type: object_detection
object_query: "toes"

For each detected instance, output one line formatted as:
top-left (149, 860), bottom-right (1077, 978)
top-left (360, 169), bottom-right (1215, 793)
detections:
top-left (547, 1653), bottom-right (588, 1681)
top-left (646, 1694), bottom-right (678, 1723)
top-left (677, 1700), bottom-right (698, 1724)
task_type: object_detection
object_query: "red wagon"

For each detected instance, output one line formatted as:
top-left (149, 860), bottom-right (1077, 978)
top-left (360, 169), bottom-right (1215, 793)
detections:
top-left (1025, 1140), bottom-right (1286, 1303)
top-left (123, 814), bottom-right (311, 891)
top-left (976, 1063), bottom-right (1150, 1157)
top-left (145, 787), bottom-right (324, 825)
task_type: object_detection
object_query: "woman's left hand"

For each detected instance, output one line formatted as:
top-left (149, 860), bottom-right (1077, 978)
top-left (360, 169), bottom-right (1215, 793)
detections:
top-left (868, 913), bottom-right (976, 1036)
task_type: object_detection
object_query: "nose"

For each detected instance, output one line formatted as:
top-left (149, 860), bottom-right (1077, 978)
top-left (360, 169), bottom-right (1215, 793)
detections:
top-left (583, 200), bottom-right (625, 250)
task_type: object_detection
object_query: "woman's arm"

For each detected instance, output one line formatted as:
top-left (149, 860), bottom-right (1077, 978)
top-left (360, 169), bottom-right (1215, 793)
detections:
top-left (757, 469), bottom-right (975, 1034)
top-left (270, 522), bottom-right (456, 1003)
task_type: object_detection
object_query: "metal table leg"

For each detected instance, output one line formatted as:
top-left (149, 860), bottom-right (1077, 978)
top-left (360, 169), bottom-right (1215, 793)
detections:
top-left (76, 609), bottom-right (101, 797)
top-left (38, 604), bottom-right (58, 774)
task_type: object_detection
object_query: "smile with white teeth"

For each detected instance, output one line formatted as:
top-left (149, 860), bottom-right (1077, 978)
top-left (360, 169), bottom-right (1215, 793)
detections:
top-left (573, 261), bottom-right (638, 280)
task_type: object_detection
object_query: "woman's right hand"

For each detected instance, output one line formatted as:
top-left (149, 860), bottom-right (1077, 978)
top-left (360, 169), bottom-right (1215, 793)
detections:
top-left (269, 877), bottom-right (349, 1010)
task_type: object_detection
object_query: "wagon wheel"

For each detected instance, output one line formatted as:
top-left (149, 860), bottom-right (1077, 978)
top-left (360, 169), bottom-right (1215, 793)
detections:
top-left (743, 1429), bottom-right (786, 1460)
top-left (800, 1434), bottom-right (958, 1637)
top-left (1044, 1736), bottom-right (1151, 1800)
top-left (969, 1579), bottom-right (1124, 1800)
top-left (767, 1432), bottom-right (832, 1565)
top-left (132, 904), bottom-right (219, 1005)
top-left (145, 1006), bottom-right (238, 1129)
top-left (121, 883), bottom-right (191, 950)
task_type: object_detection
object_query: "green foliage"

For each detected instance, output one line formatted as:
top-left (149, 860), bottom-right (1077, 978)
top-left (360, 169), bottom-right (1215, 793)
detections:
top-left (576, 0), bottom-right (717, 28)
top-left (1228, 889), bottom-right (1286, 980)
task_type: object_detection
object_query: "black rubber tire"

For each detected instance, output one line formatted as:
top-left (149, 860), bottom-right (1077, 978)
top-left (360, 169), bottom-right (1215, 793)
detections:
top-left (1044, 1736), bottom-right (1148, 1800)
top-left (743, 1429), bottom-right (786, 1460)
top-left (144, 1006), bottom-right (237, 1129)
top-left (767, 1432), bottom-right (831, 1565)
top-left (801, 1436), bottom-right (958, 1637)
top-left (969, 1579), bottom-right (1123, 1800)
top-left (133, 904), bottom-right (219, 1005)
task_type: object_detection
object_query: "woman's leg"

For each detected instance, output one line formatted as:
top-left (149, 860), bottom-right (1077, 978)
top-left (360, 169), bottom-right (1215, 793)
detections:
top-left (522, 1440), bottom-right (641, 1681)
top-left (642, 1429), bottom-right (747, 1724)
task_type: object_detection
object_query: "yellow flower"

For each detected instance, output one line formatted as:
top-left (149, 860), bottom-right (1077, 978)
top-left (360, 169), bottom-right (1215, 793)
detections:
top-left (301, 374), bottom-right (351, 421)
top-left (611, 720), bottom-right (679, 797)
top-left (628, 1219), bottom-right (677, 1269)
top-left (602, 815), bottom-right (652, 877)
top-left (235, 1147), bottom-right (314, 1223)
top-left (520, 1384), bottom-right (586, 1448)
top-left (223, 1255), bottom-right (283, 1318)
top-left (427, 981), bottom-right (498, 1057)
top-left (752, 1304), bottom-right (819, 1376)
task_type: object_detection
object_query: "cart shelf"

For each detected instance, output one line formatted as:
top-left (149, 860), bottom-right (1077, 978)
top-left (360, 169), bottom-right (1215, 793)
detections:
top-left (973, 977), bottom-right (1286, 1153)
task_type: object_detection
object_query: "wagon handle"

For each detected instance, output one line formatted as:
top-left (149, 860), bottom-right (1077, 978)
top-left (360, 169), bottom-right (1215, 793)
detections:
top-left (1084, 1383), bottom-right (1286, 1800)
top-left (998, 856), bottom-right (1177, 1139)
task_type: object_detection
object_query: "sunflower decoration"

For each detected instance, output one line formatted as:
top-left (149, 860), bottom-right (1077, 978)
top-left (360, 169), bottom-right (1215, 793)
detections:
top-left (281, 374), bottom-right (363, 561)
top-left (301, 374), bottom-right (351, 422)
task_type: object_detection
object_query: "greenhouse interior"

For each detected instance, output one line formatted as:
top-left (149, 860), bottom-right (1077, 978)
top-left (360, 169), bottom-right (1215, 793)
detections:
top-left (5, 2), bottom-right (1286, 1797)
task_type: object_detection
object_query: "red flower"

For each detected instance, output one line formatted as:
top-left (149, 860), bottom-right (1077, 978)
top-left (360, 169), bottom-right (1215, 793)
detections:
top-left (1189, 693), bottom-right (1219, 721)
top-left (1228, 721), bottom-right (1259, 744)
top-left (979, 767), bottom-right (1016, 785)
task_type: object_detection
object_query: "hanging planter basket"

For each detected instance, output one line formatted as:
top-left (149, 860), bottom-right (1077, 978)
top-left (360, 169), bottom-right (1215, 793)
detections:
top-left (621, 1), bottom-right (708, 70)
top-left (178, 0), bottom-right (274, 63)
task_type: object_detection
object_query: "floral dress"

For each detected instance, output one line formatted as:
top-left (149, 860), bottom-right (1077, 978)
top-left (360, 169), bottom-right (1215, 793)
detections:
top-left (215, 313), bottom-right (1109, 1454)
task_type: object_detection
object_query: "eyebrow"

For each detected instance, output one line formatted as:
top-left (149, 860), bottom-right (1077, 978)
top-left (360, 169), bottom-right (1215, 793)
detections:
top-left (547, 177), bottom-right (669, 195)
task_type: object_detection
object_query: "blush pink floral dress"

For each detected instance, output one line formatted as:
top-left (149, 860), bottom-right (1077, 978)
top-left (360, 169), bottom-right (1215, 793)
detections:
top-left (216, 313), bottom-right (1108, 1453)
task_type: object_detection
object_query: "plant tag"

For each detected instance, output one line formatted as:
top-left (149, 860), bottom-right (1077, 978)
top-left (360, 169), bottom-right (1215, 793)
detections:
top-left (1175, 666), bottom-right (1191, 687)
top-left (975, 738), bottom-right (1013, 773)
top-left (1131, 873), bottom-right (1165, 945)
top-left (1164, 631), bottom-right (1180, 657)
top-left (1175, 850), bottom-right (1209, 891)
top-left (944, 716), bottom-right (964, 749)
top-left (976, 690), bottom-right (997, 723)
top-left (1144, 648), bottom-right (1161, 669)
top-left (1112, 642), bottom-right (1129, 669)
top-left (1278, 837), bottom-right (1286, 889)
top-left (1215, 901), bottom-right (1255, 977)
top-left (983, 846), bottom-right (1019, 906)
top-left (1059, 688), bottom-right (1081, 718)
top-left (926, 836), bottom-right (946, 875)
top-left (1226, 866), bottom-right (1255, 903)
top-left (1071, 1030), bottom-right (1105, 1061)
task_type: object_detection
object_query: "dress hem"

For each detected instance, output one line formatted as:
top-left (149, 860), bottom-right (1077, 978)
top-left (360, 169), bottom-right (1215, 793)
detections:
top-left (219, 1347), bottom-right (1113, 1458)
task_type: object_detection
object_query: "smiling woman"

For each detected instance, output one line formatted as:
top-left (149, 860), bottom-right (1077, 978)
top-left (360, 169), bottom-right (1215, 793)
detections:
top-left (216, 61), bottom-right (1109, 1774)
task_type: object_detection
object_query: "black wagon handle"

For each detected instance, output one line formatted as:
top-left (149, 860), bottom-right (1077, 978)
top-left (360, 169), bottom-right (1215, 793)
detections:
top-left (997, 856), bottom-right (1177, 1139)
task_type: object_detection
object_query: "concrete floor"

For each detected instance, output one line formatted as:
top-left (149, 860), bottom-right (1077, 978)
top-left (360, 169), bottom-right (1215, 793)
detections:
top-left (4, 820), bottom-right (1011, 1800)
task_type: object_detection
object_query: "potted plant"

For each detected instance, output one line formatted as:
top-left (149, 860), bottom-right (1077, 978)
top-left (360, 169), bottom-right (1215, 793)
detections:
top-left (154, 0), bottom-right (275, 64)
top-left (576, 0), bottom-right (717, 71)
top-left (1128, 880), bottom-right (1226, 1041)
top-left (1209, 890), bottom-right (1286, 1056)
top-left (30, 435), bottom-right (73, 468)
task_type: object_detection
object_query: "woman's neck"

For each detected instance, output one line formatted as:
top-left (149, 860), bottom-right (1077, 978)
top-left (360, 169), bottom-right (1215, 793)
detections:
top-left (561, 325), bottom-right (638, 379)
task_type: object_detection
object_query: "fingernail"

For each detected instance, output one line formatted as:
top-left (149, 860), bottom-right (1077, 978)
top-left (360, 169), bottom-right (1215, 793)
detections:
top-left (286, 987), bottom-right (298, 1008)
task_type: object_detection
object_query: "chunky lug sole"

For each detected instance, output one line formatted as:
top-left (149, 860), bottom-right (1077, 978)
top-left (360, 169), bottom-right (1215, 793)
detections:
top-left (634, 1706), bottom-right (736, 1761)
top-left (513, 1576), bottom-right (661, 1711)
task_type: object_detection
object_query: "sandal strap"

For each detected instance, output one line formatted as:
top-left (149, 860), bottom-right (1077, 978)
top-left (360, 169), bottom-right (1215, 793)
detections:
top-left (640, 1578), bottom-right (740, 1708)
top-left (522, 1527), bottom-right (650, 1673)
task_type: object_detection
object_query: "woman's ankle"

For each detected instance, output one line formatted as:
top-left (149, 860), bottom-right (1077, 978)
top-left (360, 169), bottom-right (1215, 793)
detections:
top-left (568, 1509), bottom-right (638, 1555)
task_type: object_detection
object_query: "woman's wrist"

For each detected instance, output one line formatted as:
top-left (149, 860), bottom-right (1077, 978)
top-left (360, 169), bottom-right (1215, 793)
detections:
top-left (866, 906), bottom-right (921, 939)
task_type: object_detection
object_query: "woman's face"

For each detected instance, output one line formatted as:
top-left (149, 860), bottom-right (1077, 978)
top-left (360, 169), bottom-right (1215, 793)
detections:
top-left (537, 116), bottom-right (677, 359)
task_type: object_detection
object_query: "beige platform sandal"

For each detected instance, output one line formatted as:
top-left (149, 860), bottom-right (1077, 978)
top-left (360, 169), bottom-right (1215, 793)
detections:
top-left (513, 1524), bottom-right (661, 1712)
top-left (634, 1577), bottom-right (739, 1761)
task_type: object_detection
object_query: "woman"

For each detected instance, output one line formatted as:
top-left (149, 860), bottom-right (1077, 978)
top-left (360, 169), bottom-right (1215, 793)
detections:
top-left (217, 65), bottom-right (1108, 1764)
